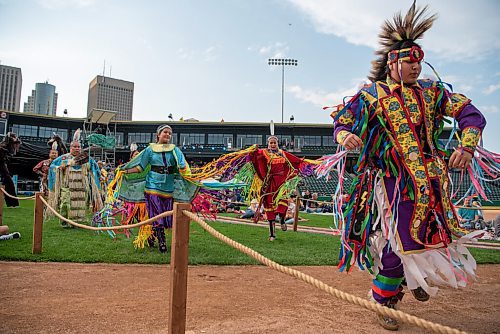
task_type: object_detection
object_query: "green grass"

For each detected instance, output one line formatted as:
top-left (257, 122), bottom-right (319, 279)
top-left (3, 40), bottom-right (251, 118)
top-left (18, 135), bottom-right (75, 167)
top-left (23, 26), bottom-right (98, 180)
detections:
top-left (219, 211), bottom-right (337, 229)
top-left (0, 200), bottom-right (499, 265)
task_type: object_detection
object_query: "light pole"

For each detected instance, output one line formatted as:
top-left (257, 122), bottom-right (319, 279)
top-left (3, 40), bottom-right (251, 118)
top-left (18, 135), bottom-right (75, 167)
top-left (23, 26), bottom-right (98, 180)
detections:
top-left (268, 58), bottom-right (298, 123)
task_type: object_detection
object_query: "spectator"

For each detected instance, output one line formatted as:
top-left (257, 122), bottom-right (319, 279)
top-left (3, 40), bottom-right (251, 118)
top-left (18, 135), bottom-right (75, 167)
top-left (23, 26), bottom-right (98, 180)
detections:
top-left (305, 193), bottom-right (323, 213)
top-left (302, 190), bottom-right (312, 209)
top-left (0, 225), bottom-right (21, 241)
top-left (471, 198), bottom-right (484, 229)
top-left (457, 197), bottom-right (479, 230)
top-left (284, 197), bottom-right (296, 224)
top-left (241, 199), bottom-right (259, 219)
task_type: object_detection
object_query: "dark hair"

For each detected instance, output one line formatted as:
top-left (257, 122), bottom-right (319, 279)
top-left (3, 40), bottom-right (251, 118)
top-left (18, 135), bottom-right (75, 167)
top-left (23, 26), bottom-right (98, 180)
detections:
top-left (369, 40), bottom-right (421, 83)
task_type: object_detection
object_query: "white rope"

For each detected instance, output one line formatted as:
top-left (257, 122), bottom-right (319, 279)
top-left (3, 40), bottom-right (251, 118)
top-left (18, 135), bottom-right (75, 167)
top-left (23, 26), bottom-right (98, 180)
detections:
top-left (184, 210), bottom-right (467, 334)
top-left (1, 187), bottom-right (36, 200)
top-left (39, 196), bottom-right (173, 231)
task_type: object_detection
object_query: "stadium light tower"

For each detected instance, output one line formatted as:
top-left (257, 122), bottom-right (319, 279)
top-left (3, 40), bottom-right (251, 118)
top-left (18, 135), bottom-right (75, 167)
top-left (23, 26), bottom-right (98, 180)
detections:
top-left (268, 58), bottom-right (298, 123)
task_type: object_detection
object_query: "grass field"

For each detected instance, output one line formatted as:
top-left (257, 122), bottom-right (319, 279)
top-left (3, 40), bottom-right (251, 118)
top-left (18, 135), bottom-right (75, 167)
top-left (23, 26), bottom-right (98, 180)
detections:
top-left (0, 200), bottom-right (498, 265)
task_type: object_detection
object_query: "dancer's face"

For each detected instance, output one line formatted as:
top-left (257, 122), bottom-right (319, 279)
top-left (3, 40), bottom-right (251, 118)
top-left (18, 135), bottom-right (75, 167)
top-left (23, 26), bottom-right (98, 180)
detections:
top-left (70, 142), bottom-right (81, 156)
top-left (49, 150), bottom-right (58, 160)
top-left (268, 138), bottom-right (278, 150)
top-left (389, 60), bottom-right (421, 85)
top-left (157, 128), bottom-right (172, 144)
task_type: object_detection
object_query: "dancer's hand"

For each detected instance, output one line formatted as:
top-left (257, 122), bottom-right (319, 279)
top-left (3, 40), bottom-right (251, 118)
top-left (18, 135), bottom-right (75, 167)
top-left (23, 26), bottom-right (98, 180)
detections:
top-left (342, 133), bottom-right (363, 151)
top-left (449, 149), bottom-right (472, 170)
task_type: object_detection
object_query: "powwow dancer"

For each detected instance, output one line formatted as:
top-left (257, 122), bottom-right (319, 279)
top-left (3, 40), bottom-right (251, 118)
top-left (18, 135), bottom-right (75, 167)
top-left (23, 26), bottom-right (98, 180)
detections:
top-left (249, 134), bottom-right (316, 241)
top-left (197, 122), bottom-right (317, 241)
top-left (48, 129), bottom-right (103, 226)
top-left (33, 142), bottom-right (59, 196)
top-left (320, 2), bottom-right (486, 330)
top-left (47, 132), bottom-right (68, 156)
top-left (118, 125), bottom-right (199, 253)
top-left (0, 132), bottom-right (22, 207)
top-left (98, 143), bottom-right (149, 241)
top-left (101, 129), bottom-right (246, 252)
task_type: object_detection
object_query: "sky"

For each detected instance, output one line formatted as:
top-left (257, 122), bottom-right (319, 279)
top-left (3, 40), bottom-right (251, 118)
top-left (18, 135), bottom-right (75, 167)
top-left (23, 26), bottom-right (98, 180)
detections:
top-left (1, 0), bottom-right (499, 151)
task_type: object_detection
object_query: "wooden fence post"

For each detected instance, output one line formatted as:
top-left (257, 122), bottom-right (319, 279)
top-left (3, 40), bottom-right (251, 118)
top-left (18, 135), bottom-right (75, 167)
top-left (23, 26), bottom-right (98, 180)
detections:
top-left (0, 185), bottom-right (4, 226)
top-left (32, 192), bottom-right (44, 254)
top-left (168, 202), bottom-right (192, 334)
top-left (293, 196), bottom-right (301, 232)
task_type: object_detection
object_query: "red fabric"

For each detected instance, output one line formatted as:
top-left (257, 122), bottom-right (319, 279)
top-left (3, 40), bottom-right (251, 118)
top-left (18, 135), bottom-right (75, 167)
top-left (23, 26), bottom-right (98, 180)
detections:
top-left (250, 148), bottom-right (304, 218)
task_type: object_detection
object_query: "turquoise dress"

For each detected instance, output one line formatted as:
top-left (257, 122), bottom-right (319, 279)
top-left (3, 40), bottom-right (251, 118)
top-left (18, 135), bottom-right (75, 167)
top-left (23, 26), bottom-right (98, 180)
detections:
top-left (122, 143), bottom-right (197, 228)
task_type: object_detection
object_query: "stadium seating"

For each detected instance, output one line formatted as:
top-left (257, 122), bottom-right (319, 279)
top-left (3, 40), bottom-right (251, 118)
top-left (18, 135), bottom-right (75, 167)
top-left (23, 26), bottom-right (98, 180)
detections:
top-left (299, 173), bottom-right (353, 197)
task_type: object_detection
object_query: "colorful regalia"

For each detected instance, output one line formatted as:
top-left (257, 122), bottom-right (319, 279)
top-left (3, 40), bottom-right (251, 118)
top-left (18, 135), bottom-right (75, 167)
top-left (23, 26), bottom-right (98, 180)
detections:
top-left (33, 158), bottom-right (53, 195)
top-left (249, 145), bottom-right (313, 222)
top-left (204, 137), bottom-right (317, 240)
top-left (319, 2), bottom-right (488, 330)
top-left (103, 139), bottom-right (245, 251)
top-left (48, 149), bottom-right (103, 223)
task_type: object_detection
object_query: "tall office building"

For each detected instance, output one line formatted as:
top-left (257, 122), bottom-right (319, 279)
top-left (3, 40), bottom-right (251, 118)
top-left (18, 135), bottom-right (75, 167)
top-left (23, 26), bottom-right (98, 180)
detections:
top-left (23, 81), bottom-right (58, 115)
top-left (87, 75), bottom-right (134, 121)
top-left (0, 65), bottom-right (22, 112)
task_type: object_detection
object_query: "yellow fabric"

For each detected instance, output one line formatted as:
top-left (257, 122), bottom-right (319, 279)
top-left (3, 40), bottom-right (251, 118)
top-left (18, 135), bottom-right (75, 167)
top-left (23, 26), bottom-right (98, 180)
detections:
top-left (184, 145), bottom-right (258, 183)
top-left (461, 127), bottom-right (481, 150)
top-left (133, 224), bottom-right (154, 249)
top-left (336, 130), bottom-right (351, 145)
top-left (444, 93), bottom-right (471, 118)
top-left (150, 143), bottom-right (175, 152)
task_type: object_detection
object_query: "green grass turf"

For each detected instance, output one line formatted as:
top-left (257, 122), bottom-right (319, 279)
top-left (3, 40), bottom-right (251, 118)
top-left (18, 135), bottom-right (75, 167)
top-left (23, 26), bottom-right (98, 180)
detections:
top-left (0, 200), bottom-right (498, 265)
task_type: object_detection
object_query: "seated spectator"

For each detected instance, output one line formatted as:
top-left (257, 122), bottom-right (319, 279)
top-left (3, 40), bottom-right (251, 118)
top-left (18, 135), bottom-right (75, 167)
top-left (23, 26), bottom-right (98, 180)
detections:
top-left (495, 215), bottom-right (500, 240)
top-left (302, 190), bottom-right (312, 210)
top-left (241, 199), bottom-right (259, 219)
top-left (471, 198), bottom-right (485, 229)
top-left (305, 193), bottom-right (323, 213)
top-left (457, 197), bottom-right (479, 230)
top-left (284, 197), bottom-right (296, 224)
top-left (0, 225), bottom-right (21, 241)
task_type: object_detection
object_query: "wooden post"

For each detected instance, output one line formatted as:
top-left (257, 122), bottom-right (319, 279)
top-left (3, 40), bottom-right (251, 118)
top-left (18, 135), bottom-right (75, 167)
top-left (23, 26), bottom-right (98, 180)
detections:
top-left (168, 202), bottom-right (192, 334)
top-left (0, 185), bottom-right (4, 226)
top-left (32, 192), bottom-right (44, 254)
top-left (293, 196), bottom-right (301, 232)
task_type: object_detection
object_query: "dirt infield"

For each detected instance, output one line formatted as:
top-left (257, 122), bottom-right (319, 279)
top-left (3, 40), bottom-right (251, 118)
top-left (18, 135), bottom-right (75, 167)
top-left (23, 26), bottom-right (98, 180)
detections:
top-left (1, 262), bottom-right (499, 334)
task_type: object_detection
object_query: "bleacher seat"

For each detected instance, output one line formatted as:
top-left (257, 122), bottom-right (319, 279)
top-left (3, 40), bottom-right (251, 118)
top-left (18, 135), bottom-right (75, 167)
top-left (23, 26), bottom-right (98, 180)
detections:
top-left (299, 173), bottom-right (353, 197)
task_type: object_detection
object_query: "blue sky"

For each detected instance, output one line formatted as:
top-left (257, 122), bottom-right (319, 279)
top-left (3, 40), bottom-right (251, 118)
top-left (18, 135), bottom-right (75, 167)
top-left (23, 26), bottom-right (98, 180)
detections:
top-left (1, 0), bottom-right (499, 151)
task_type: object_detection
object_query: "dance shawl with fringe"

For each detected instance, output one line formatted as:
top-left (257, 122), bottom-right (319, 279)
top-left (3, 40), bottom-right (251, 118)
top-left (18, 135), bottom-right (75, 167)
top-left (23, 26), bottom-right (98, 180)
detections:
top-left (331, 78), bottom-right (486, 273)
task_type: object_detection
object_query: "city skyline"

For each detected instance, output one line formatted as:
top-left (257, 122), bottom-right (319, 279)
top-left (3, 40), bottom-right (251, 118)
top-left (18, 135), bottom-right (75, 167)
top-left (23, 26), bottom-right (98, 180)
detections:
top-left (1, 0), bottom-right (499, 151)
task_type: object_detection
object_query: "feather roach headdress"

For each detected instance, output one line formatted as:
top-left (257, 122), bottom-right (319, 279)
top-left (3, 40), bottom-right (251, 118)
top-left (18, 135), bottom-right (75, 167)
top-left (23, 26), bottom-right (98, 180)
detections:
top-left (267, 120), bottom-right (278, 143)
top-left (368, 1), bottom-right (437, 82)
top-left (72, 128), bottom-right (82, 144)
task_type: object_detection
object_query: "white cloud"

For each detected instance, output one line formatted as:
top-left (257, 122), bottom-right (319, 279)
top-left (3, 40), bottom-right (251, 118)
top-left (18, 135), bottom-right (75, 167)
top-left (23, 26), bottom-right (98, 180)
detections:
top-left (288, 79), bottom-right (367, 108)
top-left (249, 42), bottom-right (290, 59)
top-left (478, 105), bottom-right (499, 113)
top-left (177, 48), bottom-right (194, 60)
top-left (202, 46), bottom-right (217, 62)
top-left (37, 0), bottom-right (96, 9)
top-left (457, 84), bottom-right (473, 93)
top-left (177, 46), bottom-right (217, 62)
top-left (483, 83), bottom-right (500, 95)
top-left (287, 0), bottom-right (500, 61)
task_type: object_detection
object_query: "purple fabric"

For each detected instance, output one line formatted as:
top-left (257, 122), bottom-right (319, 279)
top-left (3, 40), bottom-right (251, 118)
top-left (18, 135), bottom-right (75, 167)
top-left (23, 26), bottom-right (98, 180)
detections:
top-left (145, 192), bottom-right (174, 228)
top-left (383, 176), bottom-right (451, 252)
top-left (333, 98), bottom-right (360, 142)
top-left (372, 247), bottom-right (404, 304)
top-left (454, 103), bottom-right (487, 131)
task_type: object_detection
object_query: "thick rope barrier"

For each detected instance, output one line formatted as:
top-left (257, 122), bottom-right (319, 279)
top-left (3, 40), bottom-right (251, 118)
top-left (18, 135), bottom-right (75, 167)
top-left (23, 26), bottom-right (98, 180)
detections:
top-left (183, 210), bottom-right (467, 334)
top-left (40, 196), bottom-right (173, 231)
top-left (1, 187), bottom-right (36, 200)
